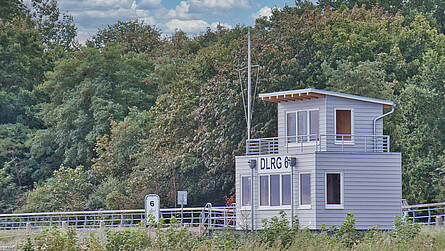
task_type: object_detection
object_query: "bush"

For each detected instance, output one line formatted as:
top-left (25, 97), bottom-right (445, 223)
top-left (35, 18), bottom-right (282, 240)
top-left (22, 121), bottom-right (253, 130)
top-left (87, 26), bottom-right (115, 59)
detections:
top-left (105, 228), bottom-right (150, 251)
top-left (21, 228), bottom-right (81, 251)
top-left (258, 210), bottom-right (299, 248)
top-left (333, 212), bottom-right (362, 247)
top-left (392, 216), bottom-right (421, 242)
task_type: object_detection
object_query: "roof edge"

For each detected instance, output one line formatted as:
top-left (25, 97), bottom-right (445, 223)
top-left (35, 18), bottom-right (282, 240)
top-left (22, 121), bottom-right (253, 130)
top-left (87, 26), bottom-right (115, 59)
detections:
top-left (259, 88), bottom-right (394, 106)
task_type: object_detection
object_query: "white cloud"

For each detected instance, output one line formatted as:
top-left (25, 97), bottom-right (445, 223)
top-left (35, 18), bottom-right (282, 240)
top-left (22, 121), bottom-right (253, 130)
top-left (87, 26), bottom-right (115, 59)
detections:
top-left (165, 19), bottom-right (231, 33)
top-left (190, 0), bottom-right (249, 9)
top-left (251, 6), bottom-right (272, 20)
top-left (167, 1), bottom-right (191, 19)
top-left (137, 0), bottom-right (162, 9)
top-left (165, 19), bottom-right (208, 32)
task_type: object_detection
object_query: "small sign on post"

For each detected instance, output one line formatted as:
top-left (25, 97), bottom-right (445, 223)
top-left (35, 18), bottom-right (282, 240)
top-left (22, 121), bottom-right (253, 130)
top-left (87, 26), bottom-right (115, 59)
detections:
top-left (177, 191), bottom-right (187, 205)
top-left (177, 191), bottom-right (187, 226)
top-left (145, 194), bottom-right (160, 225)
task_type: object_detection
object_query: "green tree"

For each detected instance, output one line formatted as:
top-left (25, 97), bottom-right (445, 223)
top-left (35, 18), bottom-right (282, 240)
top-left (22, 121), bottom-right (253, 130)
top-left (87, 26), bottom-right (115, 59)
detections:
top-left (88, 20), bottom-right (162, 54)
top-left (33, 45), bottom-right (157, 171)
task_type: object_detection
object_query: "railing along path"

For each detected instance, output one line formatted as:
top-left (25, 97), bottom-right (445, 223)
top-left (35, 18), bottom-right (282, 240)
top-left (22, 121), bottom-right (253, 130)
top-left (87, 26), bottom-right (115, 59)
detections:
top-left (402, 202), bottom-right (445, 225)
top-left (0, 204), bottom-right (236, 230)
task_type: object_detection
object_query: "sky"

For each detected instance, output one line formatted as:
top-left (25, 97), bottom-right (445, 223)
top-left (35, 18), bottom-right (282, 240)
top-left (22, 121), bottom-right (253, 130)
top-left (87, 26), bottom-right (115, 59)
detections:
top-left (54, 0), bottom-right (297, 42)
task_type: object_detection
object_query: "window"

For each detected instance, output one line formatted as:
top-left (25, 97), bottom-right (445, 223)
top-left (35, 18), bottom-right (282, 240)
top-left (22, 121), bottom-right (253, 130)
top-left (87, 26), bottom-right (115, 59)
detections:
top-left (297, 111), bottom-right (307, 142)
top-left (287, 110), bottom-right (319, 143)
top-left (309, 110), bottom-right (319, 141)
top-left (282, 175), bottom-right (291, 205)
top-left (326, 173), bottom-right (343, 208)
top-left (260, 176), bottom-right (269, 206)
top-left (259, 174), bottom-right (291, 207)
top-left (287, 113), bottom-right (296, 143)
top-left (241, 176), bottom-right (251, 206)
top-left (335, 109), bottom-right (352, 141)
top-left (299, 173), bottom-right (311, 208)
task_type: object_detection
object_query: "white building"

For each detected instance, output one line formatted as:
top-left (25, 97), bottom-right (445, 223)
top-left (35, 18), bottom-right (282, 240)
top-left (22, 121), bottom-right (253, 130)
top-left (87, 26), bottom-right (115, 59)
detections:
top-left (235, 88), bottom-right (401, 230)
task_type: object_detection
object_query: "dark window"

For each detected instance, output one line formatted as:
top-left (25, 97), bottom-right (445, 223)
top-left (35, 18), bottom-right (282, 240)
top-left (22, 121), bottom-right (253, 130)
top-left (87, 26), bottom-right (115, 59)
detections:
top-left (326, 173), bottom-right (341, 205)
top-left (282, 175), bottom-right (291, 205)
top-left (300, 174), bottom-right (311, 205)
top-left (287, 113), bottom-right (296, 143)
top-left (336, 110), bottom-right (351, 140)
top-left (242, 176), bottom-right (251, 206)
top-left (270, 175), bottom-right (280, 206)
top-left (297, 111), bottom-right (307, 142)
top-left (260, 176), bottom-right (269, 206)
top-left (309, 110), bottom-right (319, 141)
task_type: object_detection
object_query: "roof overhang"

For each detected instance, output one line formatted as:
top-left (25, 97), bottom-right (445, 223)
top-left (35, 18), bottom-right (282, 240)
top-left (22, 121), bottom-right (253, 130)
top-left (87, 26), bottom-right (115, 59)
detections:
top-left (259, 88), bottom-right (394, 108)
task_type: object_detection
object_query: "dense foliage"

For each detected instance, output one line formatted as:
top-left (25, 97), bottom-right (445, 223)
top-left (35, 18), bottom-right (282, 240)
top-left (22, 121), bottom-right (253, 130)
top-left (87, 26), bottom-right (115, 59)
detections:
top-left (0, 0), bottom-right (444, 212)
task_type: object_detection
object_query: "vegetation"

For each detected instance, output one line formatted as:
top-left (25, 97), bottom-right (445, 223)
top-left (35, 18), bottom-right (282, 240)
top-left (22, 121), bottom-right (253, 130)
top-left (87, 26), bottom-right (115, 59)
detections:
top-left (0, 0), bottom-right (444, 212)
top-left (8, 213), bottom-right (445, 250)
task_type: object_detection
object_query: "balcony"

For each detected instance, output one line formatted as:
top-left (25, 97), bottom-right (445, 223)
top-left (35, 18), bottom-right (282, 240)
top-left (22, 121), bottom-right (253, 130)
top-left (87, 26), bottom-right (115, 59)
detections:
top-left (246, 134), bottom-right (390, 155)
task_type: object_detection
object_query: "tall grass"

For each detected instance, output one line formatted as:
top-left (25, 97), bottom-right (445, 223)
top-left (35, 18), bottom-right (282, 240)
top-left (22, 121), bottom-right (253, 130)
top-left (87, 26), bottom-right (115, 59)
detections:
top-left (7, 212), bottom-right (445, 250)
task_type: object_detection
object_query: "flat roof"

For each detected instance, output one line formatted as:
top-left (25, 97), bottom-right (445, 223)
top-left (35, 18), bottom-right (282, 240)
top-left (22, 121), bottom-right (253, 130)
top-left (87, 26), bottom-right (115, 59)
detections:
top-left (258, 88), bottom-right (394, 108)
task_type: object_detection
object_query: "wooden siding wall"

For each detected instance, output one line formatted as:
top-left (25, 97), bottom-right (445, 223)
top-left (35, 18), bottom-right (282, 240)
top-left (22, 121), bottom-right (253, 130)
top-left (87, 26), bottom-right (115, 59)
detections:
top-left (315, 152), bottom-right (402, 229)
top-left (235, 154), bottom-right (317, 230)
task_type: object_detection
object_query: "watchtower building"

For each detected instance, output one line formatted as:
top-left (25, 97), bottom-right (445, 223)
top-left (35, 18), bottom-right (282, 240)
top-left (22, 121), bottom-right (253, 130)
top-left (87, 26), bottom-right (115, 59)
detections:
top-left (235, 88), bottom-right (401, 230)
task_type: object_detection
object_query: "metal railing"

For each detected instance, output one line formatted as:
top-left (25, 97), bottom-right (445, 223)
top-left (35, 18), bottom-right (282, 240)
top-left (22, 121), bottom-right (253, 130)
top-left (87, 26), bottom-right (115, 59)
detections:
top-left (246, 134), bottom-right (390, 155)
top-left (402, 202), bottom-right (445, 225)
top-left (0, 204), bottom-right (236, 230)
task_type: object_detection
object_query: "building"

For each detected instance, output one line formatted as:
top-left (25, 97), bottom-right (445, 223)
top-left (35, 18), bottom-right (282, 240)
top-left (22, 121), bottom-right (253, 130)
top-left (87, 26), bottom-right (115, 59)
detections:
top-left (235, 88), bottom-right (402, 230)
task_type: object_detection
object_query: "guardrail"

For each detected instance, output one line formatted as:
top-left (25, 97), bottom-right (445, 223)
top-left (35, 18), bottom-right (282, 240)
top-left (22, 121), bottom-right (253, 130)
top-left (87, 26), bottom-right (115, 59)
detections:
top-left (402, 202), bottom-right (445, 225)
top-left (246, 134), bottom-right (390, 155)
top-left (0, 204), bottom-right (236, 230)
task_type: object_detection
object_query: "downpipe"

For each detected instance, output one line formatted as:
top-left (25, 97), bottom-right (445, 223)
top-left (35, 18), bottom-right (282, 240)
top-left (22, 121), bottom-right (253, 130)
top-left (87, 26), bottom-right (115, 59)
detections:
top-left (373, 104), bottom-right (395, 151)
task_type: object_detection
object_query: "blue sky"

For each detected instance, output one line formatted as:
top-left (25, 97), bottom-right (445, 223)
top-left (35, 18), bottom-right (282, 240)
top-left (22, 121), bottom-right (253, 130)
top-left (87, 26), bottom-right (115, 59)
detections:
top-left (54, 0), bottom-right (297, 42)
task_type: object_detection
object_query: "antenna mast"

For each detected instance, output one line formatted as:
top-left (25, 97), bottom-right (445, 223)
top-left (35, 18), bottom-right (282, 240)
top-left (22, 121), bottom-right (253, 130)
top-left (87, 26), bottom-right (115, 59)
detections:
top-left (247, 28), bottom-right (252, 140)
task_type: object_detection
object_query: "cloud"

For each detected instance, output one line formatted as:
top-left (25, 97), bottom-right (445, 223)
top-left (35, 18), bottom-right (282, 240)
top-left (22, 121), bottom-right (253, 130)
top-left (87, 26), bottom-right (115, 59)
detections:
top-left (189, 0), bottom-right (249, 9)
top-left (167, 1), bottom-right (191, 19)
top-left (137, 0), bottom-right (162, 9)
top-left (165, 19), bottom-right (231, 33)
top-left (251, 6), bottom-right (272, 20)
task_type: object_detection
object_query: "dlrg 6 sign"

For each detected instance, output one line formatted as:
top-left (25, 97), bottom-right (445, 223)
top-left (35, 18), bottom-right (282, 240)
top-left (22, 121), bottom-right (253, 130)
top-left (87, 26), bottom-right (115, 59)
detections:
top-left (145, 194), bottom-right (160, 224)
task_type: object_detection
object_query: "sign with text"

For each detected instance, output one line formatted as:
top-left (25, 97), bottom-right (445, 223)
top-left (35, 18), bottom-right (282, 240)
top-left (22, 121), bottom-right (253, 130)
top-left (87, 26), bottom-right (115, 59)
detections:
top-left (145, 194), bottom-right (160, 224)
top-left (177, 190), bottom-right (187, 205)
top-left (257, 156), bottom-right (293, 173)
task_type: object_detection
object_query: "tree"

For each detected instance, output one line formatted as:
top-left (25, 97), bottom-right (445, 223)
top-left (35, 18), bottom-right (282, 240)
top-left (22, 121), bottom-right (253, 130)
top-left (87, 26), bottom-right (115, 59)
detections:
top-left (33, 45), bottom-right (157, 171)
top-left (88, 20), bottom-right (162, 54)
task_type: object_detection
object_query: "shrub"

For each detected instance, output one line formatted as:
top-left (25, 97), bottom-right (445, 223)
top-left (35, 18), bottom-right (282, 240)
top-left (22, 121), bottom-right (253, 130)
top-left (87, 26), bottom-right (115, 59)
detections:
top-left (392, 216), bottom-right (421, 242)
top-left (20, 227), bottom-right (81, 251)
top-left (258, 210), bottom-right (299, 248)
top-left (334, 212), bottom-right (362, 247)
top-left (105, 228), bottom-right (150, 251)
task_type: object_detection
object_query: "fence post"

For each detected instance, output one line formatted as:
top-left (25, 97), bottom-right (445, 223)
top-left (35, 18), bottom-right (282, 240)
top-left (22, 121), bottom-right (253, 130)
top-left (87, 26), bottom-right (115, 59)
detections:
top-left (61, 221), bottom-right (67, 231)
top-left (436, 216), bottom-right (443, 227)
top-left (26, 222), bottom-right (32, 234)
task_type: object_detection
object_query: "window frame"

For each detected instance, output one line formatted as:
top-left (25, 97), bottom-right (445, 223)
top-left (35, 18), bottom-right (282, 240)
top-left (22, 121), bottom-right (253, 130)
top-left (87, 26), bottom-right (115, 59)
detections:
top-left (258, 173), bottom-right (292, 210)
top-left (334, 108), bottom-right (354, 145)
top-left (298, 172), bottom-right (312, 209)
top-left (240, 175), bottom-right (252, 209)
top-left (324, 172), bottom-right (344, 209)
top-left (286, 109), bottom-right (320, 146)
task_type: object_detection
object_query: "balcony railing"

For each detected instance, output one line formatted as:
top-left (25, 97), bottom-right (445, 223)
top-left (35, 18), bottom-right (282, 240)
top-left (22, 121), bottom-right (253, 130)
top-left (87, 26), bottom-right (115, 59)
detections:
top-left (246, 134), bottom-right (390, 155)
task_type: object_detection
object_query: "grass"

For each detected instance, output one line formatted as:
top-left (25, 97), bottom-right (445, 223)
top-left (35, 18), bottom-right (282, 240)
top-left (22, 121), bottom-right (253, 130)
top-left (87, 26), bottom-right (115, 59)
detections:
top-left (1, 222), bottom-right (445, 250)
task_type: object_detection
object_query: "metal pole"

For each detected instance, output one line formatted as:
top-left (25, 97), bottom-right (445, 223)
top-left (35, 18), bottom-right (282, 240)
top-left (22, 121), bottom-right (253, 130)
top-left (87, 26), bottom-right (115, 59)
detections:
top-left (181, 204), bottom-right (184, 226)
top-left (247, 28), bottom-right (251, 140)
top-left (291, 162), bottom-right (294, 226)
top-left (251, 164), bottom-right (254, 231)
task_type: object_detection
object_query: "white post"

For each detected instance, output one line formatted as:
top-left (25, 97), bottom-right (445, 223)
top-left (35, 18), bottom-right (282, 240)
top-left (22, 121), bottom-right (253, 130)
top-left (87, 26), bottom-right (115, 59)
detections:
top-left (247, 28), bottom-right (251, 140)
